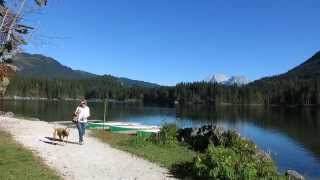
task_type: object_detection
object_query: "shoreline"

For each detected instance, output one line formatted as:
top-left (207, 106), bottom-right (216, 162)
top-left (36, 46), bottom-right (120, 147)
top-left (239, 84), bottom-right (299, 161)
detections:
top-left (0, 96), bottom-right (143, 103)
top-left (1, 96), bottom-right (319, 107)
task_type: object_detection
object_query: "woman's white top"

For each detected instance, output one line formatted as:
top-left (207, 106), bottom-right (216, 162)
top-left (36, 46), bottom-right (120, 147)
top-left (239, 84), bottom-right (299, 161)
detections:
top-left (76, 105), bottom-right (90, 123)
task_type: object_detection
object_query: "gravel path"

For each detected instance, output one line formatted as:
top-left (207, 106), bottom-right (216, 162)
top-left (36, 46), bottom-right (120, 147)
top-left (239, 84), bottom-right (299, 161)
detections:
top-left (0, 117), bottom-right (176, 180)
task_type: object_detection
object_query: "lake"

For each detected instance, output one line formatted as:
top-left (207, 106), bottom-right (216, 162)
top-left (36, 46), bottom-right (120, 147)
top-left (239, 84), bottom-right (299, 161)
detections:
top-left (0, 100), bottom-right (319, 178)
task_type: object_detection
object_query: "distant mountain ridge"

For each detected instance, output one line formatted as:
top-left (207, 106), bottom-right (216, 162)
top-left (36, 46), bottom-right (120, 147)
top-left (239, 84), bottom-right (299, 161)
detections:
top-left (255, 50), bottom-right (320, 83)
top-left (284, 51), bottom-right (320, 78)
top-left (12, 53), bottom-right (160, 88)
top-left (205, 74), bottom-right (250, 85)
top-left (13, 53), bottom-right (97, 79)
top-left (205, 74), bottom-right (229, 83)
top-left (13, 50), bottom-right (320, 89)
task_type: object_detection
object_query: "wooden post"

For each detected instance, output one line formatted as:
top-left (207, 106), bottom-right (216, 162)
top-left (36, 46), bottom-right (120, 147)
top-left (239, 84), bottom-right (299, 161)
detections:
top-left (103, 99), bottom-right (106, 130)
top-left (103, 98), bottom-right (109, 130)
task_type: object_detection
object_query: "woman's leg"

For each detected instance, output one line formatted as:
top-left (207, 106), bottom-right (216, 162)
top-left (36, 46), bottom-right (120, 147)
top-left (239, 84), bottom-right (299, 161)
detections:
top-left (80, 123), bottom-right (86, 144)
top-left (81, 123), bottom-right (86, 136)
top-left (77, 122), bottom-right (83, 143)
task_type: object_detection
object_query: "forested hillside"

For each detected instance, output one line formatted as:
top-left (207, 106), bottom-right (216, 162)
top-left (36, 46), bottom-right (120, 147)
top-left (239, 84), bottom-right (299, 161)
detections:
top-left (13, 53), bottom-right (97, 79)
top-left (12, 53), bottom-right (159, 88)
top-left (284, 51), bottom-right (320, 78)
top-left (5, 51), bottom-right (320, 106)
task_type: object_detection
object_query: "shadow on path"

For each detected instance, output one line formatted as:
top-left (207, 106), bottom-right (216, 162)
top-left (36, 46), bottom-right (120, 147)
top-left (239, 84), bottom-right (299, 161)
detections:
top-left (39, 139), bottom-right (64, 146)
top-left (40, 137), bottom-right (80, 145)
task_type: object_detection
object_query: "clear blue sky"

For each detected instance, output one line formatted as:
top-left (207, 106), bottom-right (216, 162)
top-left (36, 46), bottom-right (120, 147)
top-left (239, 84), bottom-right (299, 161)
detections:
top-left (24, 0), bottom-right (320, 85)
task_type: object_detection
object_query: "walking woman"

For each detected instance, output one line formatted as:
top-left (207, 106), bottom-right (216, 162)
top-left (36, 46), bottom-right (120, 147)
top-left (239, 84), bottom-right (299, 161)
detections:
top-left (74, 100), bottom-right (90, 145)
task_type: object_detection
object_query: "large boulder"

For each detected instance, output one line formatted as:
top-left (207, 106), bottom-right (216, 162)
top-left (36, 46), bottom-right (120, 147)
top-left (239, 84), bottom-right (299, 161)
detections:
top-left (178, 125), bottom-right (227, 151)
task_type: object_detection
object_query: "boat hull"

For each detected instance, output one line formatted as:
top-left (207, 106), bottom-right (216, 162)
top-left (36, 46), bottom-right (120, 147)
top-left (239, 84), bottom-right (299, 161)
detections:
top-left (110, 125), bottom-right (160, 135)
top-left (87, 122), bottom-right (140, 130)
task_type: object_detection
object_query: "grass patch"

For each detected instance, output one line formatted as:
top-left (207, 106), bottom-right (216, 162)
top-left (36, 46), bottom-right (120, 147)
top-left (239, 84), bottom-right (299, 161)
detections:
top-left (0, 130), bottom-right (61, 180)
top-left (92, 130), bottom-right (196, 168)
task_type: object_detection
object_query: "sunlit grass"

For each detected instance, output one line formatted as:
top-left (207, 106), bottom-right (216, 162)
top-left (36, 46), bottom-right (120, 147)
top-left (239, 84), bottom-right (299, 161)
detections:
top-left (0, 130), bottom-right (61, 180)
top-left (92, 130), bottom-right (196, 168)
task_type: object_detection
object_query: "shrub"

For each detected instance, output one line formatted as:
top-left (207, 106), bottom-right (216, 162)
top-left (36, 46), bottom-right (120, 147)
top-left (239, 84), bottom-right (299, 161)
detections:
top-left (223, 130), bottom-right (241, 147)
top-left (191, 144), bottom-right (283, 179)
top-left (224, 130), bottom-right (257, 155)
top-left (150, 123), bottom-right (178, 145)
top-left (193, 146), bottom-right (238, 179)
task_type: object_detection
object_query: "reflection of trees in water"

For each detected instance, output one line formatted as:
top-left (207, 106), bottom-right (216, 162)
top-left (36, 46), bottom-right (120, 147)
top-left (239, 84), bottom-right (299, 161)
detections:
top-left (176, 105), bottom-right (320, 158)
top-left (0, 100), bottom-right (79, 121)
top-left (103, 103), bottom-right (175, 120)
top-left (0, 100), bottom-right (176, 121)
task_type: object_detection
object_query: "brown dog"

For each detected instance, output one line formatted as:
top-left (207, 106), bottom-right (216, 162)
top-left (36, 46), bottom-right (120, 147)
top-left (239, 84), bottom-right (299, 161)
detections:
top-left (53, 127), bottom-right (70, 143)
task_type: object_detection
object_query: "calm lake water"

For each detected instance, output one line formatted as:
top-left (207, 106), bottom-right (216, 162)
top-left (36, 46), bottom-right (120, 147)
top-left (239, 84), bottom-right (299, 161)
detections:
top-left (0, 100), bottom-right (319, 178)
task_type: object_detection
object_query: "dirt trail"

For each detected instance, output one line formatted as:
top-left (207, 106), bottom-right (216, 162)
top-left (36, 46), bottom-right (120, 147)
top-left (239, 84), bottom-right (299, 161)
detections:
top-left (0, 117), bottom-right (176, 180)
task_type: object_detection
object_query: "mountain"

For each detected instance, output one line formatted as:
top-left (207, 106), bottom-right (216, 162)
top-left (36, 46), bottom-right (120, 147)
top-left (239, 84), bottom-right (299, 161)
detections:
top-left (12, 53), bottom-right (160, 88)
top-left (205, 74), bottom-right (229, 83)
top-left (255, 51), bottom-right (320, 83)
top-left (12, 53), bottom-right (97, 79)
top-left (283, 51), bottom-right (320, 79)
top-left (118, 77), bottom-right (159, 88)
top-left (205, 74), bottom-right (249, 85)
top-left (224, 76), bottom-right (250, 85)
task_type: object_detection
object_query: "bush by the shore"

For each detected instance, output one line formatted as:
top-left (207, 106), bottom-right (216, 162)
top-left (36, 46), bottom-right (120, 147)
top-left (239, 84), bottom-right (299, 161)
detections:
top-left (155, 124), bottom-right (284, 179)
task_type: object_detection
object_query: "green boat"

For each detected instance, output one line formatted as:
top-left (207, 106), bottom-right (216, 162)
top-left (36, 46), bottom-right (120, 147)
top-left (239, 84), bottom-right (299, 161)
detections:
top-left (110, 124), bottom-right (160, 134)
top-left (87, 121), bottom-right (140, 129)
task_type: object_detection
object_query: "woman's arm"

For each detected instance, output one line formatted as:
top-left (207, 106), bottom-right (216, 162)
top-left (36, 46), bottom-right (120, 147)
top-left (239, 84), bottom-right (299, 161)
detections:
top-left (74, 106), bottom-right (80, 115)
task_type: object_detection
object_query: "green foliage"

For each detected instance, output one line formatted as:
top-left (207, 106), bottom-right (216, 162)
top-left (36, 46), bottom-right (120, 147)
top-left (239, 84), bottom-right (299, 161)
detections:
top-left (194, 146), bottom-right (238, 179)
top-left (223, 130), bottom-right (241, 147)
top-left (150, 123), bottom-right (178, 145)
top-left (224, 130), bottom-right (257, 155)
top-left (191, 141), bottom-right (283, 179)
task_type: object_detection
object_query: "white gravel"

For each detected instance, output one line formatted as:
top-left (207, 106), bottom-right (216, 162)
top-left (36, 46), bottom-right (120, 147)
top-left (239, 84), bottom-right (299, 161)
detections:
top-left (0, 117), bottom-right (176, 180)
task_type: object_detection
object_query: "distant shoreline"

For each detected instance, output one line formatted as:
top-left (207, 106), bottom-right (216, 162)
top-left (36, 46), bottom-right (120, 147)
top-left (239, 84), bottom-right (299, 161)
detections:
top-left (2, 96), bottom-right (319, 107)
top-left (0, 96), bottom-right (143, 103)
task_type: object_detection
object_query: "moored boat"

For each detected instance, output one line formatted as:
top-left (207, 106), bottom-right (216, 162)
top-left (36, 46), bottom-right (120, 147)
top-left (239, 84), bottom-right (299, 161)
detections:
top-left (110, 124), bottom-right (160, 134)
top-left (87, 121), bottom-right (141, 129)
